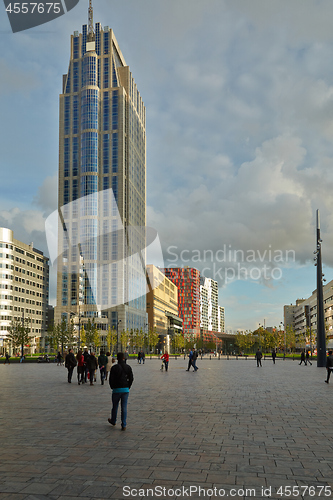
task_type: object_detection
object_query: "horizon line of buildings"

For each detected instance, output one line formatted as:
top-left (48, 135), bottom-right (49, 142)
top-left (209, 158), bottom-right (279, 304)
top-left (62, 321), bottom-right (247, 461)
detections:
top-left (0, 228), bottom-right (226, 353)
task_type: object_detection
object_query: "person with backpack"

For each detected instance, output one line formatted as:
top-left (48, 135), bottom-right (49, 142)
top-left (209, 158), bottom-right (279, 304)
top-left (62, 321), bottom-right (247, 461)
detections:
top-left (108, 352), bottom-right (134, 430)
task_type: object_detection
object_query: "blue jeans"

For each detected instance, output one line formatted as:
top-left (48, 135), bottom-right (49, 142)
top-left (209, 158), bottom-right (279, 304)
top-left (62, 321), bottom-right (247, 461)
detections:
top-left (111, 392), bottom-right (129, 428)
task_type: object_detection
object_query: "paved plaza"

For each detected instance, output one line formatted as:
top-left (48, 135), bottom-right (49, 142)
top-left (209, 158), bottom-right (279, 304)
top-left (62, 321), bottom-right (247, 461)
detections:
top-left (0, 356), bottom-right (332, 500)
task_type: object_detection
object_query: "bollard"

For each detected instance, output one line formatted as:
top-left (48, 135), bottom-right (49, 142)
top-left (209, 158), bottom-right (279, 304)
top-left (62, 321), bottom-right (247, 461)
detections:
top-left (210, 355), bottom-right (211, 360)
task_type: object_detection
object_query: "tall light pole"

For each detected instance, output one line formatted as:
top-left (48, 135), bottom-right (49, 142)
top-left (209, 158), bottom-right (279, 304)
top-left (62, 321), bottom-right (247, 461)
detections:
top-left (116, 315), bottom-right (121, 353)
top-left (314, 209), bottom-right (326, 367)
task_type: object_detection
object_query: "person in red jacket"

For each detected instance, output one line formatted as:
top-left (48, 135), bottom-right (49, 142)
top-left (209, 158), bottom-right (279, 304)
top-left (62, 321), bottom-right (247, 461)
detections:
top-left (76, 350), bottom-right (85, 385)
top-left (161, 351), bottom-right (169, 372)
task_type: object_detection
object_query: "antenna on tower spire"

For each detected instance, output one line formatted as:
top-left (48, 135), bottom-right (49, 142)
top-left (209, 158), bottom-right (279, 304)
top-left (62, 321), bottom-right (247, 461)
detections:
top-left (88, 0), bottom-right (94, 41)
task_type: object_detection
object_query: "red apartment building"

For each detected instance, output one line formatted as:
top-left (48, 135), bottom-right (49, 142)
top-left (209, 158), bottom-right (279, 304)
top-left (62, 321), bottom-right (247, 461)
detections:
top-left (162, 267), bottom-right (201, 339)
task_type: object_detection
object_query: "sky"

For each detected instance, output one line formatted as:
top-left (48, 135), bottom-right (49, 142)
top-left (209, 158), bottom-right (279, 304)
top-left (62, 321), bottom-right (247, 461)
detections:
top-left (1, 0), bottom-right (333, 332)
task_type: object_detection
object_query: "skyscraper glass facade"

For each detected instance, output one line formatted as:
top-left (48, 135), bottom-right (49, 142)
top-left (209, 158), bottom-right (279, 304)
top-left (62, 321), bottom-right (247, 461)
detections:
top-left (56, 18), bottom-right (147, 333)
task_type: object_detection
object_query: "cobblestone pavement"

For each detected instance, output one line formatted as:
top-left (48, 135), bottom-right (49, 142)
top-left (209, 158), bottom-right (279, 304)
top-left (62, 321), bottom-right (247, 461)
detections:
top-left (0, 357), bottom-right (332, 500)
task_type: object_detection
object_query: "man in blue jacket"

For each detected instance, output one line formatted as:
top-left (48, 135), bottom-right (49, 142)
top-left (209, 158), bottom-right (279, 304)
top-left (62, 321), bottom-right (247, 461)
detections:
top-left (108, 352), bottom-right (134, 430)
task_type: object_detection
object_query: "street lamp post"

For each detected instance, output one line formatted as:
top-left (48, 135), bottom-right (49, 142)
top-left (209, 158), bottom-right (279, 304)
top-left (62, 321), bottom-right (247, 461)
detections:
top-left (116, 315), bottom-right (121, 353)
top-left (314, 209), bottom-right (326, 367)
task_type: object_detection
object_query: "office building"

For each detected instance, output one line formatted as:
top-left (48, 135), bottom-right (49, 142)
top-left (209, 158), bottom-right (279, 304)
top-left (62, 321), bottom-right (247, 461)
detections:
top-left (286, 282), bottom-right (333, 349)
top-left (146, 264), bottom-right (182, 351)
top-left (0, 227), bottom-right (49, 354)
top-left (55, 2), bottom-right (147, 335)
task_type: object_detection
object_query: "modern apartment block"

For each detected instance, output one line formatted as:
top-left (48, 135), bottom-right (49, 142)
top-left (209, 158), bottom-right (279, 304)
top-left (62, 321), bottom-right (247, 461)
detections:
top-left (162, 267), bottom-right (201, 338)
top-left (200, 277), bottom-right (219, 332)
top-left (55, 2), bottom-right (147, 334)
top-left (0, 227), bottom-right (49, 354)
top-left (200, 276), bottom-right (225, 344)
top-left (286, 281), bottom-right (333, 348)
top-left (218, 306), bottom-right (225, 333)
top-left (146, 265), bottom-right (181, 351)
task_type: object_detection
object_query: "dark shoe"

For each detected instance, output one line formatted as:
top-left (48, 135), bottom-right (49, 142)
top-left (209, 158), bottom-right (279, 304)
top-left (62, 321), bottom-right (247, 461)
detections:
top-left (186, 369), bottom-right (189, 371)
top-left (90, 383), bottom-right (94, 386)
top-left (78, 382), bottom-right (80, 385)
top-left (108, 418), bottom-right (116, 426)
top-left (325, 380), bottom-right (329, 384)
top-left (101, 379), bottom-right (104, 385)
top-left (121, 426), bottom-right (126, 431)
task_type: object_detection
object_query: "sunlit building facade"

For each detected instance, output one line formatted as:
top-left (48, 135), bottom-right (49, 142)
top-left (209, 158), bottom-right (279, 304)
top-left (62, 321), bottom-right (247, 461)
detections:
top-left (162, 267), bottom-right (200, 339)
top-left (55, 6), bottom-right (147, 335)
top-left (0, 227), bottom-right (49, 354)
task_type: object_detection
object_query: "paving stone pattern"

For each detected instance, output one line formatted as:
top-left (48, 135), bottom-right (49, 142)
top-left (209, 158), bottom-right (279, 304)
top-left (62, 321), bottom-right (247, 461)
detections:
top-left (0, 357), bottom-right (332, 499)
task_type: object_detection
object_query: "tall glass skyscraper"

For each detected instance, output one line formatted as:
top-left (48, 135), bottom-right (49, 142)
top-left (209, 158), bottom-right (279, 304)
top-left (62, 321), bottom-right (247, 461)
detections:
top-left (55, 2), bottom-right (147, 336)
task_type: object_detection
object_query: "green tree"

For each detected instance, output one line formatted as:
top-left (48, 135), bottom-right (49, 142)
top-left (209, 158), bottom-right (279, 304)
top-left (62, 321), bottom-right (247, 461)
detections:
top-left (172, 333), bottom-right (184, 354)
top-left (244, 331), bottom-right (255, 353)
top-left (92, 323), bottom-right (100, 351)
top-left (148, 327), bottom-right (159, 354)
top-left (136, 328), bottom-right (145, 350)
top-left (7, 318), bottom-right (33, 356)
top-left (120, 328), bottom-right (130, 352)
top-left (235, 331), bottom-right (247, 353)
top-left (285, 325), bottom-right (296, 353)
top-left (44, 323), bottom-right (58, 353)
top-left (84, 319), bottom-right (95, 350)
top-left (55, 317), bottom-right (70, 355)
top-left (106, 326), bottom-right (117, 353)
top-left (80, 325), bottom-right (86, 347)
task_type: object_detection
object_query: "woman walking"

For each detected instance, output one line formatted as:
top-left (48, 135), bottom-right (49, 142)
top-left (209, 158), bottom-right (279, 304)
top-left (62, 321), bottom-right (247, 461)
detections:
top-left (76, 350), bottom-right (85, 385)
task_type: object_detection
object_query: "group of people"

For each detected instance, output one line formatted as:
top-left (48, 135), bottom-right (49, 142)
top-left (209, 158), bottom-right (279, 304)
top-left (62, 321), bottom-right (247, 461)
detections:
top-left (64, 348), bottom-right (115, 385)
top-left (137, 351), bottom-right (145, 364)
top-left (299, 350), bottom-right (313, 366)
top-left (186, 348), bottom-right (199, 371)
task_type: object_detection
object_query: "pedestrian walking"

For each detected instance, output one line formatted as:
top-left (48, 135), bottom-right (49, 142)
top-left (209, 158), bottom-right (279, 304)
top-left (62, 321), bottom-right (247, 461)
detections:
top-left (137, 351), bottom-right (142, 364)
top-left (4, 352), bottom-right (10, 365)
top-left (105, 351), bottom-right (114, 381)
top-left (272, 349), bottom-right (276, 364)
top-left (306, 350), bottom-right (312, 366)
top-left (186, 349), bottom-right (194, 371)
top-left (87, 352), bottom-right (98, 385)
top-left (124, 350), bottom-right (129, 363)
top-left (141, 351), bottom-right (145, 364)
top-left (325, 350), bottom-right (333, 384)
top-left (56, 352), bottom-right (63, 366)
top-left (65, 348), bottom-right (77, 383)
top-left (192, 349), bottom-right (199, 371)
top-left (98, 350), bottom-right (108, 385)
top-left (255, 348), bottom-right (262, 367)
top-left (76, 350), bottom-right (85, 385)
top-left (299, 350), bottom-right (307, 365)
top-left (108, 352), bottom-right (134, 430)
top-left (161, 351), bottom-right (169, 372)
top-left (83, 348), bottom-right (90, 382)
